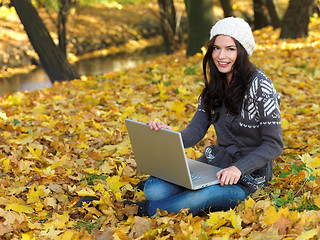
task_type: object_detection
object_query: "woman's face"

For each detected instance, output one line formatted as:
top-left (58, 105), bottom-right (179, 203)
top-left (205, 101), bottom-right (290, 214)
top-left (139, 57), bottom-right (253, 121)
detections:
top-left (212, 35), bottom-right (237, 82)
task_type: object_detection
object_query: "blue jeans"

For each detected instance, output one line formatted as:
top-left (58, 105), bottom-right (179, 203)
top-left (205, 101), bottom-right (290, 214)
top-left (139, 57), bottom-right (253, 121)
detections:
top-left (144, 177), bottom-right (247, 216)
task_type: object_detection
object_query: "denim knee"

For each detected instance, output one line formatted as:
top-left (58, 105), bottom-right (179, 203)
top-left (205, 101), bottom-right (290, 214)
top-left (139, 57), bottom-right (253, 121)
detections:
top-left (197, 184), bottom-right (247, 212)
top-left (144, 177), bottom-right (185, 201)
top-left (147, 184), bottom-right (247, 216)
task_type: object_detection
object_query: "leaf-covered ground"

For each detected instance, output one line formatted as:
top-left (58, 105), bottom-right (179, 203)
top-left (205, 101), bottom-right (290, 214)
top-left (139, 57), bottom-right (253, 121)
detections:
top-left (1, 17), bottom-right (320, 240)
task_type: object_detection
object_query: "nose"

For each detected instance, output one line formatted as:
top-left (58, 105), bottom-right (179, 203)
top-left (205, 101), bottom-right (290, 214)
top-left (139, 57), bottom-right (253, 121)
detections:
top-left (218, 49), bottom-right (226, 59)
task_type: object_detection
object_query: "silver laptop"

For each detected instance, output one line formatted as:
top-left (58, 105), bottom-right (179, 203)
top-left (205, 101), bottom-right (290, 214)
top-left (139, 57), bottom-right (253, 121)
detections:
top-left (125, 119), bottom-right (221, 190)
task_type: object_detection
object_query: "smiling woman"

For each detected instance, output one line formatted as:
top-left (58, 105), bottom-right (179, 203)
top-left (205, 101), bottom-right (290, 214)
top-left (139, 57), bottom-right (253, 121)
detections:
top-left (211, 35), bottom-right (238, 82)
top-left (125, 17), bottom-right (283, 217)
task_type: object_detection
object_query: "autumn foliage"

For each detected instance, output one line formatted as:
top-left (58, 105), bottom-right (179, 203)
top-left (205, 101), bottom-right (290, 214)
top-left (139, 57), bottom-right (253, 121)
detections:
top-left (0, 18), bottom-right (320, 240)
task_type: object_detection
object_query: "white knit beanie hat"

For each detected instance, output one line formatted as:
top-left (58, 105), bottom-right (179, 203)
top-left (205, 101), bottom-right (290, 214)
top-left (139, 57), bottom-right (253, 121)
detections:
top-left (209, 17), bottom-right (255, 57)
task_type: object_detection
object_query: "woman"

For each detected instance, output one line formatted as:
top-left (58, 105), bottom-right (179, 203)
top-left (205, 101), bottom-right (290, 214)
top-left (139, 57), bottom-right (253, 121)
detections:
top-left (126, 17), bottom-right (284, 217)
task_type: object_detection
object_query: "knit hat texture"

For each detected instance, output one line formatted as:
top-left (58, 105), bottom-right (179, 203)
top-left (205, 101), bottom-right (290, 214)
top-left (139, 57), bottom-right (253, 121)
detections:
top-left (210, 17), bottom-right (255, 57)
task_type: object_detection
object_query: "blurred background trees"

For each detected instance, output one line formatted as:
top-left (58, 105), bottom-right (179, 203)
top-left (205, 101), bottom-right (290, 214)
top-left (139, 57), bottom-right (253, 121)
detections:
top-left (10, 0), bottom-right (80, 83)
top-left (184, 0), bottom-right (214, 56)
top-left (157, 0), bottom-right (180, 54)
top-left (2, 0), bottom-right (320, 82)
top-left (280, 0), bottom-right (316, 38)
top-left (161, 0), bottom-right (318, 55)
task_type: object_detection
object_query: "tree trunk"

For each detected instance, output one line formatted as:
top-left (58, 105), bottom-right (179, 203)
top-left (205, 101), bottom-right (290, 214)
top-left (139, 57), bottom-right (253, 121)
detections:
top-left (314, 1), bottom-right (320, 15)
top-left (185, 0), bottom-right (214, 57)
top-left (219, 0), bottom-right (233, 18)
top-left (280, 0), bottom-right (314, 38)
top-left (253, 0), bottom-right (270, 29)
top-left (58, 0), bottom-right (70, 58)
top-left (157, 0), bottom-right (177, 54)
top-left (184, 0), bottom-right (189, 14)
top-left (11, 0), bottom-right (80, 83)
top-left (265, 0), bottom-right (280, 28)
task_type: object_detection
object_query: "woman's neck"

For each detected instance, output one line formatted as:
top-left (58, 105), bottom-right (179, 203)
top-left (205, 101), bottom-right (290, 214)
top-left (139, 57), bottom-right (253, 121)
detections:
top-left (226, 72), bottom-right (232, 84)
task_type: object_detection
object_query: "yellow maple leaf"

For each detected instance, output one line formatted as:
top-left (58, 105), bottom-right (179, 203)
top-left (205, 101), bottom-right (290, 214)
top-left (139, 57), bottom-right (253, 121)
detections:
top-left (158, 81), bottom-right (166, 100)
top-left (0, 208), bottom-right (25, 225)
top-left (10, 135), bottom-right (34, 145)
top-left (27, 185), bottom-right (47, 204)
top-left (5, 204), bottom-right (34, 214)
top-left (41, 226), bottom-right (63, 239)
top-left (263, 206), bottom-right (289, 226)
top-left (92, 119), bottom-right (102, 130)
top-left (296, 229), bottom-right (318, 240)
top-left (20, 233), bottom-right (36, 240)
top-left (106, 175), bottom-right (126, 193)
top-left (43, 197), bottom-right (57, 210)
top-left (262, 205), bottom-right (281, 226)
top-left (206, 211), bottom-right (229, 230)
top-left (84, 168), bottom-right (98, 174)
top-left (90, 130), bottom-right (101, 137)
top-left (114, 192), bottom-right (122, 201)
top-left (185, 148), bottom-right (201, 160)
top-left (31, 102), bottom-right (46, 114)
top-left (2, 158), bottom-right (11, 173)
top-left (0, 111), bottom-right (8, 120)
top-left (300, 154), bottom-right (320, 175)
top-left (117, 139), bottom-right (130, 155)
top-left (27, 146), bottom-right (42, 158)
top-left (230, 209), bottom-right (242, 231)
top-left (53, 212), bottom-right (70, 229)
top-left (171, 100), bottom-right (186, 119)
top-left (281, 118), bottom-right (290, 130)
top-left (113, 228), bottom-right (128, 240)
top-left (50, 155), bottom-right (69, 170)
top-left (77, 142), bottom-right (90, 149)
top-left (314, 195), bottom-right (320, 208)
top-left (76, 187), bottom-right (96, 197)
top-left (94, 183), bottom-right (107, 194)
top-left (34, 202), bottom-right (44, 213)
top-left (122, 106), bottom-right (136, 120)
top-left (212, 226), bottom-right (237, 238)
top-left (177, 85), bottom-right (187, 95)
top-left (307, 137), bottom-right (319, 145)
top-left (54, 230), bottom-right (75, 240)
top-left (244, 197), bottom-right (256, 209)
top-left (77, 121), bottom-right (86, 131)
top-left (99, 161), bottom-right (115, 174)
top-left (18, 160), bottom-right (34, 174)
top-left (249, 225), bottom-right (280, 239)
top-left (47, 119), bottom-right (60, 128)
top-left (6, 184), bottom-right (27, 195)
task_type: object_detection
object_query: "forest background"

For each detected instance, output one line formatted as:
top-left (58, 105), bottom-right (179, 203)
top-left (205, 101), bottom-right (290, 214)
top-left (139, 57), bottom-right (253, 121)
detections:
top-left (0, 0), bottom-right (320, 239)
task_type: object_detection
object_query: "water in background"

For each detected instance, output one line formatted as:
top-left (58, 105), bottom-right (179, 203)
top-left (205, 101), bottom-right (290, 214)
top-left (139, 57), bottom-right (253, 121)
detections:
top-left (0, 50), bottom-right (164, 97)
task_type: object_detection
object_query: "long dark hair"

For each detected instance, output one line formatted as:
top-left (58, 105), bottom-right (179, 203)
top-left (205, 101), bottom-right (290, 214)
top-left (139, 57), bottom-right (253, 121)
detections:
top-left (200, 35), bottom-right (256, 122)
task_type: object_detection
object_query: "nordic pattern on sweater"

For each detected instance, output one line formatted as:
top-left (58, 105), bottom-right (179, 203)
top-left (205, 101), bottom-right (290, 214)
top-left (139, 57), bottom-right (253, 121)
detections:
top-left (241, 69), bottom-right (281, 127)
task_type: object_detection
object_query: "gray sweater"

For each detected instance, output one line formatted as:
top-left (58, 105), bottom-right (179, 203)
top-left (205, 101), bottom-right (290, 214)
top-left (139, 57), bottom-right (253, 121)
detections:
top-left (180, 69), bottom-right (283, 195)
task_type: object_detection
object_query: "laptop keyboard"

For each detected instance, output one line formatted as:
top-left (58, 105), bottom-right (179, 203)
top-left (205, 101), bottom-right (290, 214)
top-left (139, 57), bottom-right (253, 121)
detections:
top-left (190, 171), bottom-right (208, 181)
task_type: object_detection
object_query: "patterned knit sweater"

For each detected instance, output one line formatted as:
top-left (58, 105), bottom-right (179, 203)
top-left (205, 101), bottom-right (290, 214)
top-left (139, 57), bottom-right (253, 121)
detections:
top-left (180, 68), bottom-right (284, 195)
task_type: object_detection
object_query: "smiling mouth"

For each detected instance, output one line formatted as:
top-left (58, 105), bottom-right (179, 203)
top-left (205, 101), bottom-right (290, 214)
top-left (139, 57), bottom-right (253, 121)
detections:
top-left (218, 62), bottom-right (229, 67)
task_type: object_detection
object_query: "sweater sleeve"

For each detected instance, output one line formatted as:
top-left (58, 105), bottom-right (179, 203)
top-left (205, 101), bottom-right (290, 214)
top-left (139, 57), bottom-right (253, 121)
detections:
top-left (233, 75), bottom-right (284, 176)
top-left (180, 99), bottom-right (211, 148)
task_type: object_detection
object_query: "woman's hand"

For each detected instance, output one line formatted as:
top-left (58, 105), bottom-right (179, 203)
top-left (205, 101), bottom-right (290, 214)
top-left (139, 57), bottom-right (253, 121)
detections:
top-left (146, 121), bottom-right (172, 131)
top-left (216, 166), bottom-right (241, 186)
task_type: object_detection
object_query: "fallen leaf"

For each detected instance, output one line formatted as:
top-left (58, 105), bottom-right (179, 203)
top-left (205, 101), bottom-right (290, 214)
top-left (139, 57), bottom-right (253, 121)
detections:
top-left (128, 216), bottom-right (153, 239)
